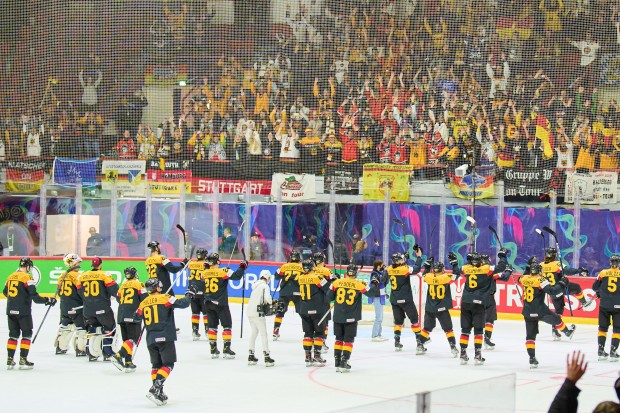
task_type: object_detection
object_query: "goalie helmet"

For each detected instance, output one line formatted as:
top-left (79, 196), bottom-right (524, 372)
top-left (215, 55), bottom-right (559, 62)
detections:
top-left (301, 259), bottom-right (315, 273)
top-left (346, 264), bottom-right (358, 277)
top-left (544, 247), bottom-right (557, 262)
top-left (124, 266), bottom-right (138, 280)
top-left (19, 257), bottom-right (33, 268)
top-left (145, 278), bottom-right (162, 294)
top-left (63, 253), bottom-right (82, 268)
top-left (312, 251), bottom-right (326, 264)
top-left (611, 255), bottom-right (620, 268)
top-left (147, 241), bottom-right (161, 252)
top-left (196, 248), bottom-right (208, 261)
top-left (289, 250), bottom-right (301, 263)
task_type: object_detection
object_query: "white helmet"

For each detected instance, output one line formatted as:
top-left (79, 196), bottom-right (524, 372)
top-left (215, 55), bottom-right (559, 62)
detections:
top-left (63, 253), bottom-right (82, 268)
top-left (259, 270), bottom-right (271, 283)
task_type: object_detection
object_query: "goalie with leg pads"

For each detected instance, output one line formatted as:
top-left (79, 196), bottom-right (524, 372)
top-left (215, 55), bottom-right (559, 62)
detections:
top-left (54, 324), bottom-right (75, 355)
top-left (56, 253), bottom-right (87, 356)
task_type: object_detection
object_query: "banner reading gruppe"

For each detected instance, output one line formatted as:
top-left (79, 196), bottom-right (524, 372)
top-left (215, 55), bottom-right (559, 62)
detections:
top-left (52, 157), bottom-right (98, 186)
top-left (6, 159), bottom-right (46, 192)
top-left (504, 167), bottom-right (554, 201)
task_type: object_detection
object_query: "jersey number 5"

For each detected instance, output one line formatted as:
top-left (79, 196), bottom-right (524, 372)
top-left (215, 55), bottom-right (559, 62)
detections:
top-left (6, 280), bottom-right (19, 297)
top-left (609, 277), bottom-right (618, 293)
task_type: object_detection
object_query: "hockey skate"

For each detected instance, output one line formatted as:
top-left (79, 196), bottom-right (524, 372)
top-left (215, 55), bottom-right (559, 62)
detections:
top-left (75, 348), bottom-right (87, 357)
top-left (610, 347), bottom-right (619, 362)
top-left (460, 349), bottom-right (469, 365)
top-left (264, 352), bottom-right (275, 367)
top-left (55, 346), bottom-right (67, 355)
top-left (19, 357), bottom-right (34, 370)
top-left (416, 341), bottom-right (427, 355)
top-left (339, 357), bottom-right (351, 373)
top-left (111, 353), bottom-right (125, 372)
top-left (581, 297), bottom-right (594, 309)
top-left (313, 350), bottom-right (326, 367)
top-left (484, 337), bottom-right (495, 350)
top-left (598, 345), bottom-right (609, 361)
top-left (273, 327), bottom-right (280, 341)
top-left (223, 343), bottom-right (236, 359)
top-left (146, 379), bottom-right (167, 406)
top-left (248, 351), bottom-right (259, 366)
top-left (564, 324), bottom-right (576, 340)
top-left (474, 349), bottom-right (485, 366)
top-left (529, 357), bottom-right (539, 369)
top-left (394, 336), bottom-right (403, 352)
top-left (321, 343), bottom-right (329, 354)
top-left (450, 344), bottom-right (459, 358)
top-left (552, 326), bottom-right (562, 341)
top-left (192, 329), bottom-right (201, 341)
top-left (305, 351), bottom-right (313, 367)
top-left (210, 342), bottom-right (220, 359)
top-left (7, 357), bottom-right (15, 370)
top-left (124, 361), bottom-right (137, 373)
top-left (335, 356), bottom-right (342, 372)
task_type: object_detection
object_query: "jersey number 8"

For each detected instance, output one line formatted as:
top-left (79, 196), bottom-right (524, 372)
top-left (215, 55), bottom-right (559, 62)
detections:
top-left (524, 286), bottom-right (534, 302)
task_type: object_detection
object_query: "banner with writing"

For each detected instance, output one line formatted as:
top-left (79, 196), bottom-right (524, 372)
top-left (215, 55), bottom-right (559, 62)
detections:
top-left (102, 160), bottom-right (146, 196)
top-left (147, 159), bottom-right (192, 194)
top-left (52, 157), bottom-right (98, 186)
top-left (362, 163), bottom-right (412, 202)
top-left (600, 54), bottom-right (620, 86)
top-left (271, 173), bottom-right (316, 201)
top-left (449, 172), bottom-right (495, 200)
top-left (503, 167), bottom-right (554, 201)
top-left (6, 160), bottom-right (46, 192)
top-left (324, 167), bottom-right (359, 195)
top-left (565, 170), bottom-right (618, 204)
top-left (191, 178), bottom-right (272, 195)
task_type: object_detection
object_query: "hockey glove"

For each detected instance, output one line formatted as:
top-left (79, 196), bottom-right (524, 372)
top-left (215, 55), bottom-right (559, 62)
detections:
top-left (185, 285), bottom-right (197, 298)
top-left (46, 297), bottom-right (57, 306)
top-left (498, 248), bottom-right (507, 259)
top-left (447, 252), bottom-right (458, 267)
top-left (557, 277), bottom-right (569, 289)
top-left (182, 258), bottom-right (190, 265)
top-left (578, 267), bottom-right (589, 277)
top-left (239, 260), bottom-right (249, 270)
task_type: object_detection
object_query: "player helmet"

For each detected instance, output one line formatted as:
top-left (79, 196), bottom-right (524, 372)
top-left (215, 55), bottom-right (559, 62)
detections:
top-left (433, 261), bottom-right (445, 273)
top-left (312, 252), bottom-right (326, 264)
top-left (124, 266), bottom-right (138, 280)
top-left (391, 253), bottom-right (404, 265)
top-left (206, 253), bottom-right (220, 265)
top-left (611, 255), bottom-right (620, 268)
top-left (530, 263), bottom-right (542, 275)
top-left (196, 248), bottom-right (208, 260)
top-left (302, 259), bottom-right (315, 273)
top-left (147, 241), bottom-right (161, 252)
top-left (145, 278), bottom-right (162, 294)
top-left (466, 253), bottom-right (474, 264)
top-left (19, 257), bottom-right (33, 268)
top-left (470, 253), bottom-right (482, 267)
top-left (481, 254), bottom-right (490, 264)
top-left (289, 250), bottom-right (301, 263)
top-left (544, 247), bottom-right (557, 262)
top-left (63, 253), bottom-right (82, 268)
top-left (346, 264), bottom-right (358, 277)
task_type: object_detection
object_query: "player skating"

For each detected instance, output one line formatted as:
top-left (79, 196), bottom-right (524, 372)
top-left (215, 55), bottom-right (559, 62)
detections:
top-left (520, 260), bottom-right (576, 368)
top-left (188, 248), bottom-right (209, 340)
top-left (298, 259), bottom-right (330, 366)
top-left (273, 250), bottom-right (303, 340)
top-left (111, 267), bottom-right (147, 372)
top-left (417, 253), bottom-right (460, 357)
top-left (312, 251), bottom-right (334, 353)
top-left (201, 253), bottom-right (248, 359)
top-left (331, 264), bottom-right (378, 372)
top-left (592, 254), bottom-right (620, 361)
top-left (247, 270), bottom-right (275, 367)
top-left (145, 240), bottom-right (188, 295)
top-left (55, 253), bottom-right (87, 356)
top-left (4, 258), bottom-right (56, 369)
top-left (386, 248), bottom-right (423, 351)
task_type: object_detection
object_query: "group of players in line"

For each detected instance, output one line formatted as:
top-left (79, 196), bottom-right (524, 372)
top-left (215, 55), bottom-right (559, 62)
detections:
top-left (4, 238), bottom-right (620, 406)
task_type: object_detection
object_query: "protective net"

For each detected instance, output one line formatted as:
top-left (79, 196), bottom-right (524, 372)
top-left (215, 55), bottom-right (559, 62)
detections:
top-left (2, 0), bottom-right (619, 202)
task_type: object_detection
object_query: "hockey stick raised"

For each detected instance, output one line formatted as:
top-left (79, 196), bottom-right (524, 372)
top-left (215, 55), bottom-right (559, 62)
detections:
top-left (176, 224), bottom-right (188, 259)
top-left (240, 248), bottom-right (247, 339)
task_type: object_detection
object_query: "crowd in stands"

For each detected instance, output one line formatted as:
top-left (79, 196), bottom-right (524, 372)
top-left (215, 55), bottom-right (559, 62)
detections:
top-left (2, 0), bottom-right (620, 182)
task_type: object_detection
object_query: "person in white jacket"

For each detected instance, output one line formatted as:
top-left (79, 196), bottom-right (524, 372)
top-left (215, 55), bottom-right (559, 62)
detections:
top-left (247, 270), bottom-right (275, 367)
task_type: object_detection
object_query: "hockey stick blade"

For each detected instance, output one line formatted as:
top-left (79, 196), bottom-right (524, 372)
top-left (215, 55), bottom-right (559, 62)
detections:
top-left (466, 216), bottom-right (476, 225)
top-left (392, 218), bottom-right (405, 226)
top-left (542, 226), bottom-right (556, 236)
top-left (535, 228), bottom-right (542, 235)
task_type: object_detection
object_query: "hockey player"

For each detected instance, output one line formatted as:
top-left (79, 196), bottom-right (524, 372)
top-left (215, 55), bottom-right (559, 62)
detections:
top-left (111, 267), bottom-right (147, 372)
top-left (386, 247), bottom-right (423, 351)
top-left (247, 270), bottom-right (275, 367)
top-left (417, 253), bottom-right (460, 357)
top-left (188, 248), bottom-right (209, 340)
top-left (540, 247), bottom-right (591, 340)
top-left (331, 264), bottom-right (377, 372)
top-left (313, 251), bottom-right (334, 353)
top-left (592, 254), bottom-right (620, 361)
top-left (202, 252), bottom-right (248, 359)
top-left (520, 260), bottom-right (576, 368)
top-left (76, 257), bottom-right (119, 362)
top-left (298, 259), bottom-right (331, 367)
top-left (55, 253), bottom-right (87, 356)
top-left (4, 258), bottom-right (56, 369)
top-left (138, 278), bottom-right (192, 406)
top-left (145, 241), bottom-right (188, 295)
top-left (481, 254), bottom-right (499, 350)
top-left (455, 250), bottom-right (510, 365)
top-left (272, 250), bottom-right (303, 340)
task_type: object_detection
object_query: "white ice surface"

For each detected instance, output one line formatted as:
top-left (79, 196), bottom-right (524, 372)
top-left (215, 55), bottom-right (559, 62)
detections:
top-left (0, 301), bottom-right (617, 413)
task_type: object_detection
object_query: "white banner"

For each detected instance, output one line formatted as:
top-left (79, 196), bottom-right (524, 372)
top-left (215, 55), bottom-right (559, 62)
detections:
top-left (271, 173), bottom-right (316, 201)
top-left (565, 170), bottom-right (618, 204)
top-left (101, 160), bottom-right (147, 196)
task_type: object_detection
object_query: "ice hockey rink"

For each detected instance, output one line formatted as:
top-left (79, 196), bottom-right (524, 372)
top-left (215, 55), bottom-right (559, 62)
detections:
top-left (0, 301), bottom-right (617, 413)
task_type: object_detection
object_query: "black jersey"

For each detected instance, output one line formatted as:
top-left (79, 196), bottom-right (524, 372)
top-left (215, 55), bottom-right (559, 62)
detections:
top-left (593, 268), bottom-right (620, 310)
top-left (540, 260), bottom-right (581, 285)
top-left (57, 268), bottom-right (83, 316)
top-left (520, 274), bottom-right (565, 318)
top-left (459, 264), bottom-right (497, 307)
top-left (145, 253), bottom-right (185, 294)
top-left (3, 271), bottom-right (47, 316)
top-left (297, 272), bottom-right (330, 316)
top-left (274, 262), bottom-right (303, 296)
top-left (331, 278), bottom-right (375, 323)
top-left (136, 294), bottom-right (190, 345)
top-left (423, 271), bottom-right (455, 313)
top-left (386, 259), bottom-right (421, 305)
top-left (116, 279), bottom-right (147, 323)
top-left (76, 270), bottom-right (119, 317)
top-left (187, 260), bottom-right (207, 295)
top-left (202, 266), bottom-right (245, 305)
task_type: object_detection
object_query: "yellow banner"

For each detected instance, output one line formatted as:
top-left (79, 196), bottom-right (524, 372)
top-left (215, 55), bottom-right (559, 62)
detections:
top-left (449, 173), bottom-right (495, 199)
top-left (362, 163), bottom-right (413, 202)
top-left (149, 182), bottom-right (191, 195)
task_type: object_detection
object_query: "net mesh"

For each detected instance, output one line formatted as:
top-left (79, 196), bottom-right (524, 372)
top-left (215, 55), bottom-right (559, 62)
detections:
top-left (1, 0), bottom-right (619, 200)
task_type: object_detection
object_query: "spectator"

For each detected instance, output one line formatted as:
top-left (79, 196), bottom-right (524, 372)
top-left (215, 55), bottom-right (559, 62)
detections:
top-left (249, 231), bottom-right (265, 261)
top-left (219, 226), bottom-right (237, 256)
top-left (115, 130), bottom-right (136, 159)
top-left (79, 70), bottom-right (102, 109)
top-left (208, 133), bottom-right (226, 161)
top-left (86, 227), bottom-right (107, 256)
top-left (352, 234), bottom-right (367, 266)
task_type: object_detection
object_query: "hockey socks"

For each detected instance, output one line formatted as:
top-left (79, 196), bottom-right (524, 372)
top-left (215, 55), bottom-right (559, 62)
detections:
top-left (459, 333), bottom-right (470, 350)
top-left (7, 338), bottom-right (17, 358)
top-left (484, 323), bottom-right (494, 339)
top-left (525, 340), bottom-right (536, 358)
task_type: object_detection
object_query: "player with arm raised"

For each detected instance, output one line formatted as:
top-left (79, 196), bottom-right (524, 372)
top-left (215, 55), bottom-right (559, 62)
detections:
top-left (55, 253), bottom-right (87, 357)
top-left (202, 253), bottom-right (247, 359)
top-left (386, 247), bottom-right (423, 352)
top-left (331, 264), bottom-right (378, 372)
top-left (188, 248), bottom-right (209, 340)
top-left (313, 251), bottom-right (334, 353)
top-left (111, 266), bottom-right (147, 372)
top-left (592, 254), bottom-right (620, 361)
top-left (145, 241), bottom-right (188, 295)
top-left (4, 258), bottom-right (56, 370)
top-left (520, 260), bottom-right (576, 369)
top-left (272, 250), bottom-right (303, 340)
top-left (418, 252), bottom-right (460, 357)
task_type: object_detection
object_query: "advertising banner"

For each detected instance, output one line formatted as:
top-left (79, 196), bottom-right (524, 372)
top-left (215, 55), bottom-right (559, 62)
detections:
top-left (565, 170), bottom-right (618, 204)
top-left (191, 178), bottom-right (272, 195)
top-left (271, 173), bottom-right (316, 201)
top-left (147, 159), bottom-right (192, 195)
top-left (504, 167), bottom-right (554, 201)
top-left (362, 163), bottom-right (412, 202)
top-left (6, 160), bottom-right (46, 192)
top-left (52, 157), bottom-right (98, 186)
top-left (102, 160), bottom-right (146, 196)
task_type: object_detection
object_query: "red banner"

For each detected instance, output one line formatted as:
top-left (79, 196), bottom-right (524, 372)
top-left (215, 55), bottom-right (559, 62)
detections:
top-left (192, 178), bottom-right (272, 195)
top-left (6, 160), bottom-right (46, 192)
